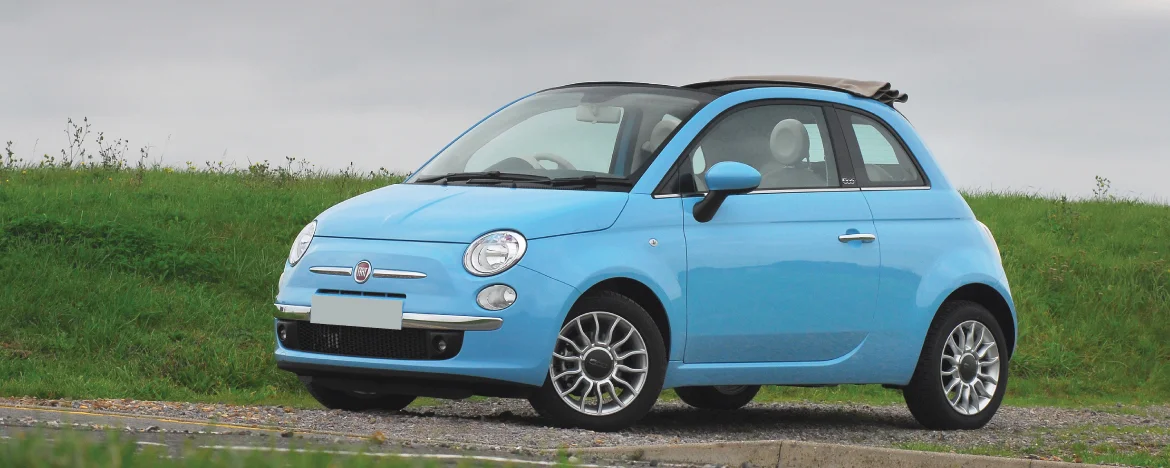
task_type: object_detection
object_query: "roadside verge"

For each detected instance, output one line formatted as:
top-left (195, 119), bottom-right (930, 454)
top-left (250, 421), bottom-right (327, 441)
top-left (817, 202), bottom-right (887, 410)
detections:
top-left (567, 439), bottom-right (1100, 467)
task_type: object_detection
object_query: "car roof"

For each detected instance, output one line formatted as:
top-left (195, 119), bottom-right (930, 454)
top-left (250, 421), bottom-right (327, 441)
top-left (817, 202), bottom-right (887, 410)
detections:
top-left (683, 75), bottom-right (908, 106)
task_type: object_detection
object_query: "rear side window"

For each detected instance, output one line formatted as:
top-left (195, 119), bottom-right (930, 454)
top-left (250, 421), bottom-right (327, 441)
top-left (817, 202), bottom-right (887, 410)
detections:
top-left (842, 111), bottom-right (925, 187)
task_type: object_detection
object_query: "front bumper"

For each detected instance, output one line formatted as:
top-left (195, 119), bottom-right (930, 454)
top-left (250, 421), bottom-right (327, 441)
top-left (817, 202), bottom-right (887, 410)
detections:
top-left (273, 303), bottom-right (503, 331)
top-left (273, 236), bottom-right (579, 388)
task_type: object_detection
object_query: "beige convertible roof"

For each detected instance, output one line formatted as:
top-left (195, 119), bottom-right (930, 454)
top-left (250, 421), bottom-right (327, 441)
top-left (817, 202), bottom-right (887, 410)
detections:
top-left (684, 75), bottom-right (908, 105)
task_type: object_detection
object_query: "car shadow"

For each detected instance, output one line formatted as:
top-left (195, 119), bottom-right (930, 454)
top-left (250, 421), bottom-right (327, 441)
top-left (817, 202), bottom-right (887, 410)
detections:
top-left (397, 401), bottom-right (921, 433)
top-left (633, 404), bottom-right (921, 432)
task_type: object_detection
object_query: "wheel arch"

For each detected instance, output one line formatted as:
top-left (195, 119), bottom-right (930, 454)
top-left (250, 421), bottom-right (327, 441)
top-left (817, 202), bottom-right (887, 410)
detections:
top-left (940, 283), bottom-right (1017, 357)
top-left (578, 277), bottom-right (673, 358)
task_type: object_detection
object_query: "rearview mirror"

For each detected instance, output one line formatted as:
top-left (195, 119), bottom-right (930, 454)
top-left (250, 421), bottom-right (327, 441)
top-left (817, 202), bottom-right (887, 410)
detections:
top-left (575, 104), bottom-right (623, 124)
top-left (694, 162), bottom-right (760, 222)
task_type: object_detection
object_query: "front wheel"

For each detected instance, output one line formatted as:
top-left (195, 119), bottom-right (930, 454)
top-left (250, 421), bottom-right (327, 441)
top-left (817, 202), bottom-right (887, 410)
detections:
top-left (903, 300), bottom-right (1009, 430)
top-left (303, 381), bottom-right (416, 411)
top-left (676, 385), bottom-right (761, 410)
top-left (528, 291), bottom-right (666, 432)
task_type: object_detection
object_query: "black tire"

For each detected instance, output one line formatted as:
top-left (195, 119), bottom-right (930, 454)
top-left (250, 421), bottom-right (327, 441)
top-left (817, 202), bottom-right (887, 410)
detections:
top-left (528, 291), bottom-right (667, 432)
top-left (903, 300), bottom-right (1009, 430)
top-left (676, 385), bottom-right (761, 410)
top-left (304, 381), bottom-right (416, 411)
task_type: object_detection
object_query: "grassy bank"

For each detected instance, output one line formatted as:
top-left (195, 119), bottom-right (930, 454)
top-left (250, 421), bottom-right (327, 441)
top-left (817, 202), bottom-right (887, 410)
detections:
top-left (0, 167), bottom-right (1167, 407)
top-left (0, 430), bottom-right (508, 467)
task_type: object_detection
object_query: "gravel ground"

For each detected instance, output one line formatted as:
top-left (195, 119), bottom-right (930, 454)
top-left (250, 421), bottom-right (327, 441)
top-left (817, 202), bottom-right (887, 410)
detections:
top-left (3, 397), bottom-right (1167, 455)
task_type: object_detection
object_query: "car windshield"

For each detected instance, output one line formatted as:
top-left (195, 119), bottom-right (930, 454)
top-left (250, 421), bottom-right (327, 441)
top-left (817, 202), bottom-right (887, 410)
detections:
top-left (409, 85), bottom-right (712, 190)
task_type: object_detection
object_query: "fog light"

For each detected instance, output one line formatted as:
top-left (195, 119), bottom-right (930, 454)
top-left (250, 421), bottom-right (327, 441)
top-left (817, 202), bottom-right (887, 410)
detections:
top-left (434, 337), bottom-right (448, 353)
top-left (476, 284), bottom-right (516, 311)
top-left (277, 324), bottom-right (288, 342)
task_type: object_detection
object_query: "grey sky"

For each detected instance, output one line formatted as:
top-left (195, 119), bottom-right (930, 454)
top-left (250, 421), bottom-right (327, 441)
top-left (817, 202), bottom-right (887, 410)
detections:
top-left (3, 1), bottom-right (1168, 198)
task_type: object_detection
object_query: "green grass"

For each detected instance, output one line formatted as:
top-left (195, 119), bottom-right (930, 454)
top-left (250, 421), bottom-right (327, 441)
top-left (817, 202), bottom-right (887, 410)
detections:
top-left (0, 430), bottom-right (511, 467)
top-left (0, 168), bottom-right (1167, 407)
top-left (897, 423), bottom-right (1170, 467)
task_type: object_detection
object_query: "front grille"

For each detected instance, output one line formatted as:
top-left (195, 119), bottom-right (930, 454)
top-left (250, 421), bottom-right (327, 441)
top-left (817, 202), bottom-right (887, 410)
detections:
top-left (316, 289), bottom-right (405, 299)
top-left (280, 321), bottom-right (461, 360)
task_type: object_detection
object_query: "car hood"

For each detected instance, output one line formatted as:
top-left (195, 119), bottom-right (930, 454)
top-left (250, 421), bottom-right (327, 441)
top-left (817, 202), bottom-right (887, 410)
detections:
top-left (314, 183), bottom-right (630, 243)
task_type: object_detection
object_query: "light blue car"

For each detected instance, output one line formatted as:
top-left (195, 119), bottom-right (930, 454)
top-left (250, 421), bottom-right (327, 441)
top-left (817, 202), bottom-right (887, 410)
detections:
top-left (274, 76), bottom-right (1015, 432)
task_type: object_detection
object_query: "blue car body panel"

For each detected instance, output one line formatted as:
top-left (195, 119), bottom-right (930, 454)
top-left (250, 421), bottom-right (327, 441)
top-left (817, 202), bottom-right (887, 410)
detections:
top-left (274, 84), bottom-right (1016, 391)
top-left (314, 184), bottom-right (630, 242)
top-left (680, 191), bottom-right (880, 364)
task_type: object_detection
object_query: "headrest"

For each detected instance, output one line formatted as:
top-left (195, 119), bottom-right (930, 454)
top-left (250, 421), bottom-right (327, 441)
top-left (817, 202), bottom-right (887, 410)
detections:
top-left (770, 119), bottom-right (810, 165)
top-left (641, 114), bottom-right (682, 153)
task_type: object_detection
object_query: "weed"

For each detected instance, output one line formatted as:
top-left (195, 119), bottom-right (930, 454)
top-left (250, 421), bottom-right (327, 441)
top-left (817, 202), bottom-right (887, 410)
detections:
top-left (1045, 196), bottom-right (1081, 242)
top-left (95, 132), bottom-right (130, 170)
top-left (1093, 175), bottom-right (1113, 201)
top-left (2, 141), bottom-right (21, 169)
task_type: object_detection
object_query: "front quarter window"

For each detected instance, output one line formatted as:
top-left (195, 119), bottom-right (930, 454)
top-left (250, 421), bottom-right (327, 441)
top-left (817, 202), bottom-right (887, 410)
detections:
top-left (411, 86), bottom-right (710, 189)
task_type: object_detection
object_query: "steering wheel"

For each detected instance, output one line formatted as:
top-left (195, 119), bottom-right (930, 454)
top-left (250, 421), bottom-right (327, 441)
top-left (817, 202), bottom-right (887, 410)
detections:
top-left (520, 153), bottom-right (577, 170)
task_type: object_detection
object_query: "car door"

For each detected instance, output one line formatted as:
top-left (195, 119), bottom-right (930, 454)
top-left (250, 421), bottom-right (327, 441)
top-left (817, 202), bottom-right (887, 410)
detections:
top-left (674, 102), bottom-right (881, 364)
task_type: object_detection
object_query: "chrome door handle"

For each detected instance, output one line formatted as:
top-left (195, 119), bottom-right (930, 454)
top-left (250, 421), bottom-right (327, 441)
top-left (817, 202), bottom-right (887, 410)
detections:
top-left (838, 233), bottom-right (877, 243)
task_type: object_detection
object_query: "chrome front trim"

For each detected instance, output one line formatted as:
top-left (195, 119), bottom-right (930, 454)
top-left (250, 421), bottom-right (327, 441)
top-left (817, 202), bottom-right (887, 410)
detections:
top-left (309, 266), bottom-right (426, 279)
top-left (309, 266), bottom-right (352, 276)
top-left (373, 269), bottom-right (427, 279)
top-left (272, 304), bottom-right (502, 331)
top-left (401, 313), bottom-right (502, 331)
top-left (274, 303), bottom-right (311, 320)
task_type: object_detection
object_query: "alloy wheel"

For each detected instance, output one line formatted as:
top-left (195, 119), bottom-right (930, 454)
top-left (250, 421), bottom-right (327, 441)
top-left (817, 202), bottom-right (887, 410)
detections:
top-left (940, 320), bottom-right (1001, 415)
top-left (549, 311), bottom-right (649, 416)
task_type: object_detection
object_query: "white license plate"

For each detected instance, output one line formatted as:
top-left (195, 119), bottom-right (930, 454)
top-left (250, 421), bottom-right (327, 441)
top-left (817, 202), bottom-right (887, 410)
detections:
top-left (310, 295), bottom-right (403, 330)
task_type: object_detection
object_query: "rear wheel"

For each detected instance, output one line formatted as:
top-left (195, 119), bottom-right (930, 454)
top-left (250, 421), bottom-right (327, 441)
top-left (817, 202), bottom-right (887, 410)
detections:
top-left (528, 291), bottom-right (666, 432)
top-left (303, 381), bottom-right (416, 411)
top-left (903, 300), bottom-right (1008, 430)
top-left (676, 385), bottom-right (761, 410)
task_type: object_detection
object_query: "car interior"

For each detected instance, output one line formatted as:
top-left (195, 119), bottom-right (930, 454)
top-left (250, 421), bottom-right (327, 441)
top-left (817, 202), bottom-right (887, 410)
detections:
top-left (676, 106), bottom-right (839, 193)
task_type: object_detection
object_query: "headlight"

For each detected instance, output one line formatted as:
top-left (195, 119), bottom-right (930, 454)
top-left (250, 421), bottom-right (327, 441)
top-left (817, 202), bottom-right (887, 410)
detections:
top-left (977, 221), bottom-right (1001, 264)
top-left (288, 220), bottom-right (317, 266)
top-left (463, 230), bottom-right (526, 276)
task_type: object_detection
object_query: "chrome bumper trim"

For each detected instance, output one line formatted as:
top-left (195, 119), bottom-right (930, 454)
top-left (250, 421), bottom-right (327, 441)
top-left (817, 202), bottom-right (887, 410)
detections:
top-left (373, 269), bottom-right (427, 279)
top-left (309, 266), bottom-right (352, 276)
top-left (274, 303), bottom-right (311, 320)
top-left (309, 266), bottom-right (427, 279)
top-left (273, 304), bottom-right (502, 331)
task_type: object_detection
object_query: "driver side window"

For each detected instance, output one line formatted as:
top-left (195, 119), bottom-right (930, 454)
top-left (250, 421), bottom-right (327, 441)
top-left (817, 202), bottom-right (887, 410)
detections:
top-left (681, 104), bottom-right (839, 193)
top-left (465, 107), bottom-right (622, 173)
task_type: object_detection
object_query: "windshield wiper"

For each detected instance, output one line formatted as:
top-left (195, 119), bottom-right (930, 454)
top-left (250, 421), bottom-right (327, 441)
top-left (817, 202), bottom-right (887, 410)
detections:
top-left (414, 171), bottom-right (553, 184)
top-left (414, 172), bottom-right (632, 189)
top-left (547, 175), bottom-right (633, 188)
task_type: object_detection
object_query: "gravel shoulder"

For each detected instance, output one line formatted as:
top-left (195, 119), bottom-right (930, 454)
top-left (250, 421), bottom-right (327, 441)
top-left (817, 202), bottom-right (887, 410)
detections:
top-left (2, 397), bottom-right (1167, 460)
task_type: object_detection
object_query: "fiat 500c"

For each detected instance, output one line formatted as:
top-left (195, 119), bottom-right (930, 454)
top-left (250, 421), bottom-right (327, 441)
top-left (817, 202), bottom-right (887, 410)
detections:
top-left (274, 76), bottom-right (1015, 432)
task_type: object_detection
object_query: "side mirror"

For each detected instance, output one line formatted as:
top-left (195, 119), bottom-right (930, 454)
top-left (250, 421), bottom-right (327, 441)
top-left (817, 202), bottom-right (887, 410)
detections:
top-left (694, 161), bottom-right (760, 222)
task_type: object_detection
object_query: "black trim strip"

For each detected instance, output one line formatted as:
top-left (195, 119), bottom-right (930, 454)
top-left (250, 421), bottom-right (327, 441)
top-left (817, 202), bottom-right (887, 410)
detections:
top-left (277, 361), bottom-right (538, 399)
top-left (822, 106), bottom-right (857, 188)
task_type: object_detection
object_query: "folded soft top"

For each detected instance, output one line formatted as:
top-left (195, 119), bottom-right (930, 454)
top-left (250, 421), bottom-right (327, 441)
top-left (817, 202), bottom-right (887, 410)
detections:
top-left (685, 75), bottom-right (908, 105)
